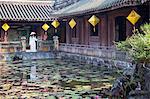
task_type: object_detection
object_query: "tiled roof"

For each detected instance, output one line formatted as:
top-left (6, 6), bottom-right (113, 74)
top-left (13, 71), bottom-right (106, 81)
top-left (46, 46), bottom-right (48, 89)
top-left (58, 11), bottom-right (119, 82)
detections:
top-left (0, 1), bottom-right (56, 21)
top-left (53, 0), bottom-right (149, 16)
top-left (53, 0), bottom-right (80, 10)
top-left (0, 0), bottom-right (54, 3)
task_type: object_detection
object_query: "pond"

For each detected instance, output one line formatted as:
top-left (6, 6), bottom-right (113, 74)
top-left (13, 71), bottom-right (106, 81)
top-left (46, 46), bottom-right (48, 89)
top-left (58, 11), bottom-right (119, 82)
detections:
top-left (0, 59), bottom-right (123, 98)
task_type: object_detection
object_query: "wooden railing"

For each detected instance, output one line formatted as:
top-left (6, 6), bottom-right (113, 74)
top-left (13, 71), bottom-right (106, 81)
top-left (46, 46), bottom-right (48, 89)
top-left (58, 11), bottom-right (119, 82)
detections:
top-left (59, 43), bottom-right (130, 61)
top-left (0, 41), bottom-right (21, 53)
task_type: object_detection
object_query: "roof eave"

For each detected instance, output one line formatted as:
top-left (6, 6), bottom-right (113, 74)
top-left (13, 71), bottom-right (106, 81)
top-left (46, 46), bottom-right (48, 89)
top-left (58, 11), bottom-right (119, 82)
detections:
top-left (55, 2), bottom-right (147, 18)
top-left (0, 18), bottom-right (57, 22)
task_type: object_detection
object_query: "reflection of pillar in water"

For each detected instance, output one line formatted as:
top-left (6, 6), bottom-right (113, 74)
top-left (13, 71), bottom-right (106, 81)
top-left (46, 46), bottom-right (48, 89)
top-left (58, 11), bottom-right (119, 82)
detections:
top-left (23, 71), bottom-right (28, 80)
top-left (30, 65), bottom-right (37, 81)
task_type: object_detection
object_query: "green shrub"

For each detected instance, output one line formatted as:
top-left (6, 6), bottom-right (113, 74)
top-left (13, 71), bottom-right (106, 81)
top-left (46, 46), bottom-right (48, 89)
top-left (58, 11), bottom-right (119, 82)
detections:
top-left (115, 23), bottom-right (150, 63)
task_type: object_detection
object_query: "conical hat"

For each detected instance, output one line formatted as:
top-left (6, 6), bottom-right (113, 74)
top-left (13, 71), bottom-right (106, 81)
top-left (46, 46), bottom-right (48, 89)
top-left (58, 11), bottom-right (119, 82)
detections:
top-left (30, 32), bottom-right (36, 35)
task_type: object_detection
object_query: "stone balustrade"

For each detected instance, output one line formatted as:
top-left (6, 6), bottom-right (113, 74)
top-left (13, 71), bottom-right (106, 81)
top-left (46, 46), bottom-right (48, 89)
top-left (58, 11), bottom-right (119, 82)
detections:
top-left (0, 41), bottom-right (21, 53)
top-left (59, 43), bottom-right (130, 61)
top-left (0, 40), bottom-right (54, 53)
top-left (37, 40), bottom-right (53, 52)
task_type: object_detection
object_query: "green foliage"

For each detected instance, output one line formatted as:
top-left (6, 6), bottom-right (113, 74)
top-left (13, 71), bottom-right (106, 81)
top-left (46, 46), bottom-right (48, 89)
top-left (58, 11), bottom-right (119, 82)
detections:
top-left (115, 23), bottom-right (150, 63)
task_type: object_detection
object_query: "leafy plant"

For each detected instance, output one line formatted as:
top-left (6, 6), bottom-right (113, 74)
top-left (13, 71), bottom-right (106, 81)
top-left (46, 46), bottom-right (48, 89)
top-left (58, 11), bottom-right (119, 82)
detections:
top-left (115, 23), bottom-right (150, 63)
top-left (114, 23), bottom-right (150, 96)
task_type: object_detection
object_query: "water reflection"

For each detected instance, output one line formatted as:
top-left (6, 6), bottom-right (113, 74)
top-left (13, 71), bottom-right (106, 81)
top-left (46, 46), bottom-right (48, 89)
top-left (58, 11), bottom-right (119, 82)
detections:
top-left (0, 59), bottom-right (123, 98)
top-left (30, 65), bottom-right (37, 81)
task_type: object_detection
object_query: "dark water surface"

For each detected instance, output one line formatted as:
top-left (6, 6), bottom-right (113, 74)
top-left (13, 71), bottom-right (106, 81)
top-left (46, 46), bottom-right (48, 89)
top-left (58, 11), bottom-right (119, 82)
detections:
top-left (0, 59), bottom-right (123, 98)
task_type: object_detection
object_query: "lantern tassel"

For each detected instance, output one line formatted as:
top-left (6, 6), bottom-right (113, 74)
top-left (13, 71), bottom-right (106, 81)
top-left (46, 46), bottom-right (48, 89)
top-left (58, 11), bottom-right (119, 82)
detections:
top-left (55, 29), bottom-right (57, 33)
top-left (132, 26), bottom-right (137, 34)
top-left (93, 27), bottom-right (96, 32)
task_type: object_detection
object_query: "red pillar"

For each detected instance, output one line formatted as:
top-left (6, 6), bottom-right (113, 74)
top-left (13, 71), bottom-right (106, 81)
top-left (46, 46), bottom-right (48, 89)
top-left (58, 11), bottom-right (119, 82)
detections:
top-left (80, 18), bottom-right (84, 44)
top-left (101, 15), bottom-right (108, 46)
top-left (84, 18), bottom-right (89, 45)
top-left (66, 20), bottom-right (71, 43)
top-left (4, 31), bottom-right (8, 42)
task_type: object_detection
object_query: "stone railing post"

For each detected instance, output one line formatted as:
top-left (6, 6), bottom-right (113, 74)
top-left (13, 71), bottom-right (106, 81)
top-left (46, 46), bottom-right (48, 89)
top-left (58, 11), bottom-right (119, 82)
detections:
top-left (21, 36), bottom-right (26, 52)
top-left (53, 36), bottom-right (59, 51)
top-left (37, 40), bottom-right (42, 51)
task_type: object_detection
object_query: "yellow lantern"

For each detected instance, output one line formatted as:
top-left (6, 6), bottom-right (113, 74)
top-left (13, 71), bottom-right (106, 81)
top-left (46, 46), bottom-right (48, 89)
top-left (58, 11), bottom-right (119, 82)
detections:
top-left (42, 23), bottom-right (50, 31)
top-left (69, 19), bottom-right (76, 29)
top-left (88, 15), bottom-right (100, 32)
top-left (127, 10), bottom-right (141, 25)
top-left (51, 20), bottom-right (60, 28)
top-left (2, 23), bottom-right (10, 31)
